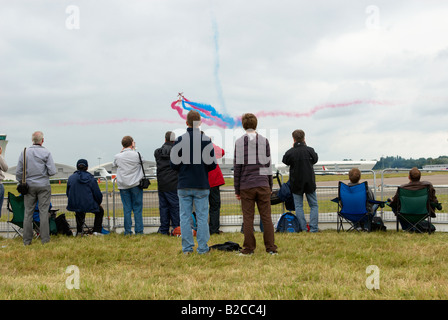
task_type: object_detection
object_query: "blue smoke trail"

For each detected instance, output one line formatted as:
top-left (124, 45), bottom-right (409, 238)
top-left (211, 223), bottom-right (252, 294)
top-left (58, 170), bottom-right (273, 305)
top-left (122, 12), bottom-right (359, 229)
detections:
top-left (210, 1), bottom-right (227, 113)
top-left (182, 99), bottom-right (237, 128)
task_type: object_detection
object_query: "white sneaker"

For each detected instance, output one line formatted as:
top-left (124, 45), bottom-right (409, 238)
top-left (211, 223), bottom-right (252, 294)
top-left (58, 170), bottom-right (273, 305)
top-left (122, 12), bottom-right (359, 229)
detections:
top-left (93, 232), bottom-right (104, 236)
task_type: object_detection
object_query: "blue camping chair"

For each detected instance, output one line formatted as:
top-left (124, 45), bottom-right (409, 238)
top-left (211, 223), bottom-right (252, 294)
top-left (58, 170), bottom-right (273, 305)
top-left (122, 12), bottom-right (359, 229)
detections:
top-left (332, 181), bottom-right (385, 232)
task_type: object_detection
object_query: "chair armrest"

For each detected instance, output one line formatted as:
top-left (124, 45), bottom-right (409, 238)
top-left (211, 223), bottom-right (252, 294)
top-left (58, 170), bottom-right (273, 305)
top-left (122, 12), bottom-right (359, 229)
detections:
top-left (331, 197), bottom-right (339, 203)
top-left (368, 199), bottom-right (387, 208)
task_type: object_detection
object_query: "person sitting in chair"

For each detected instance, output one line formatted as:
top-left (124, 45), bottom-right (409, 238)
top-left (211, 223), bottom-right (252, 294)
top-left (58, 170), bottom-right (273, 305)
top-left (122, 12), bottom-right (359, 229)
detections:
top-left (66, 159), bottom-right (104, 236)
top-left (348, 168), bottom-right (378, 213)
top-left (347, 168), bottom-right (379, 230)
top-left (388, 167), bottom-right (441, 230)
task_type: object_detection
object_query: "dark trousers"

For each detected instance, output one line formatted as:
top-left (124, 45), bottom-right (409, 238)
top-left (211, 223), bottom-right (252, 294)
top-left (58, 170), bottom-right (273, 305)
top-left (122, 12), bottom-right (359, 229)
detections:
top-left (209, 186), bottom-right (221, 234)
top-left (240, 186), bottom-right (277, 254)
top-left (158, 191), bottom-right (180, 234)
top-left (76, 206), bottom-right (104, 233)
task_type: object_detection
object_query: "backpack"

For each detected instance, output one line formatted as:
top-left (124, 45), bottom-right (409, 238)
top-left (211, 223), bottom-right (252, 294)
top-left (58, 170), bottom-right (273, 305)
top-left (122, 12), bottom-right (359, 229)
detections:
top-left (55, 214), bottom-right (73, 236)
top-left (210, 241), bottom-right (242, 252)
top-left (277, 181), bottom-right (295, 211)
top-left (370, 216), bottom-right (386, 232)
top-left (276, 212), bottom-right (301, 233)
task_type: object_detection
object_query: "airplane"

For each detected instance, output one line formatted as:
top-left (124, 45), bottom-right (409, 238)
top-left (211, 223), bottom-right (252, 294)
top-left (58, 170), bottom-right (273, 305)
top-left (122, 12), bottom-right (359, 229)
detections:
top-left (90, 167), bottom-right (116, 180)
top-left (315, 165), bottom-right (340, 175)
top-left (276, 160), bottom-right (376, 176)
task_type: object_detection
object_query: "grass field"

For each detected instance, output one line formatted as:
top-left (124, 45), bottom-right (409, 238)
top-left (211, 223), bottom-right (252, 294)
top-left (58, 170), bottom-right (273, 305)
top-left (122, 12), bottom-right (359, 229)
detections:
top-left (1, 230), bottom-right (448, 300)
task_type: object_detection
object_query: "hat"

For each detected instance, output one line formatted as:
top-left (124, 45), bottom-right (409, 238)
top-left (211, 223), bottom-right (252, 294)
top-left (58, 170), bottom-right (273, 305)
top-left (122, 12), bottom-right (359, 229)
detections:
top-left (76, 159), bottom-right (88, 169)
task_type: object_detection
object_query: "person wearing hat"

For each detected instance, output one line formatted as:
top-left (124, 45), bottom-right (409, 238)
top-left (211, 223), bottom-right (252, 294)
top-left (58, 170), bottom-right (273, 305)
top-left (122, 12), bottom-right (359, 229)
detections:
top-left (66, 159), bottom-right (104, 236)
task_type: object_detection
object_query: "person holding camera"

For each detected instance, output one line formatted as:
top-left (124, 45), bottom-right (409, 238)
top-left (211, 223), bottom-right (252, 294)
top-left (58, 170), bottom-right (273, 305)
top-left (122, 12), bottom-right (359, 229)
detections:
top-left (113, 136), bottom-right (144, 235)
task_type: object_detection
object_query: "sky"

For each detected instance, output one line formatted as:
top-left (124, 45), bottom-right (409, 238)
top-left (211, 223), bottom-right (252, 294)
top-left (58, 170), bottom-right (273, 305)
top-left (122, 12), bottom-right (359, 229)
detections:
top-left (1, 0), bottom-right (448, 169)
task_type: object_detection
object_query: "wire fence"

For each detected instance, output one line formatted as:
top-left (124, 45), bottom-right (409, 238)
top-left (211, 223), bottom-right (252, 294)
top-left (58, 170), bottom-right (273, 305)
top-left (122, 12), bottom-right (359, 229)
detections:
top-left (1, 168), bottom-right (448, 236)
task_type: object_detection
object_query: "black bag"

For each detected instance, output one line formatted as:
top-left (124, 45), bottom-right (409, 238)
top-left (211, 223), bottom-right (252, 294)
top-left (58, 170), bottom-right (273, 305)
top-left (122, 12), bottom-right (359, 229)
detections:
top-left (415, 220), bottom-right (436, 233)
top-left (55, 214), bottom-right (73, 236)
top-left (210, 241), bottom-right (242, 252)
top-left (270, 190), bottom-right (282, 205)
top-left (17, 148), bottom-right (29, 195)
top-left (138, 152), bottom-right (150, 189)
top-left (371, 216), bottom-right (387, 232)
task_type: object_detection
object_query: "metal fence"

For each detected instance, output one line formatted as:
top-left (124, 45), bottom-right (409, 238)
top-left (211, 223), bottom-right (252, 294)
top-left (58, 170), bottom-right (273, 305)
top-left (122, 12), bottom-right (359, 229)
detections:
top-left (1, 168), bottom-right (448, 236)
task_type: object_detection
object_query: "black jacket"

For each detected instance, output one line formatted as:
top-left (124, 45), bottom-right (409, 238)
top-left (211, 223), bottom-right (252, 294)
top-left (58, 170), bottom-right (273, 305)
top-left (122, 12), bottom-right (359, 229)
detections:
top-left (282, 142), bottom-right (318, 195)
top-left (154, 142), bottom-right (178, 192)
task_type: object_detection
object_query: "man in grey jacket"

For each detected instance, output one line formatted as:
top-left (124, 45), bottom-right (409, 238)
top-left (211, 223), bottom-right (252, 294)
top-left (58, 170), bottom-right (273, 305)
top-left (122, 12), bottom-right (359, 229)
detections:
top-left (16, 131), bottom-right (57, 245)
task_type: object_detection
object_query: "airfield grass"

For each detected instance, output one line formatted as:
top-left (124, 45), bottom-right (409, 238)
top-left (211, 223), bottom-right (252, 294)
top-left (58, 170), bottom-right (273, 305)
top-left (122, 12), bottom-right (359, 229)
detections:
top-left (1, 230), bottom-right (448, 300)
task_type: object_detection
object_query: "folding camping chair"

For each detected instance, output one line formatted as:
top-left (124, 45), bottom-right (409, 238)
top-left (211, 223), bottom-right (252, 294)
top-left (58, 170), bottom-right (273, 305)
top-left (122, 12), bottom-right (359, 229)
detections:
top-left (7, 192), bottom-right (27, 238)
top-left (33, 202), bottom-right (59, 237)
top-left (7, 192), bottom-right (57, 239)
top-left (6, 192), bottom-right (41, 239)
top-left (394, 186), bottom-right (433, 234)
top-left (332, 181), bottom-right (385, 232)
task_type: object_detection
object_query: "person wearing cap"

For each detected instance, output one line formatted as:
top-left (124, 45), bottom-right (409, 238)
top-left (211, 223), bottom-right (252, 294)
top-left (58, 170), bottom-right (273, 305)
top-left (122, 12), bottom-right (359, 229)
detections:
top-left (66, 159), bottom-right (104, 236)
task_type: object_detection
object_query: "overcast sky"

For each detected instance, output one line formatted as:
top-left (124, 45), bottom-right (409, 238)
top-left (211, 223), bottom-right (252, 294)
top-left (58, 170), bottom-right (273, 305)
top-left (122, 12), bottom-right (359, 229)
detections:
top-left (1, 0), bottom-right (448, 169)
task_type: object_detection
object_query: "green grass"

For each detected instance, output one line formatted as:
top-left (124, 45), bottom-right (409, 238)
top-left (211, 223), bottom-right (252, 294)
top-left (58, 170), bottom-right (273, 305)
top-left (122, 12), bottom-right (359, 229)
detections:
top-left (1, 231), bottom-right (448, 300)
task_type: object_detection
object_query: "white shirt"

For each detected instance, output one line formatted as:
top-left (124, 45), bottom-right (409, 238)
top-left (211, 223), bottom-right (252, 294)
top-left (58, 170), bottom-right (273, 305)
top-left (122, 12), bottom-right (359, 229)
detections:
top-left (113, 148), bottom-right (143, 190)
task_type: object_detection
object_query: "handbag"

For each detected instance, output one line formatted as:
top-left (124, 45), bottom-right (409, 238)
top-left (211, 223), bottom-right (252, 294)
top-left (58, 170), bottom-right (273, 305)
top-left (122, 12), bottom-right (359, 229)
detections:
top-left (138, 152), bottom-right (150, 189)
top-left (17, 147), bottom-right (29, 195)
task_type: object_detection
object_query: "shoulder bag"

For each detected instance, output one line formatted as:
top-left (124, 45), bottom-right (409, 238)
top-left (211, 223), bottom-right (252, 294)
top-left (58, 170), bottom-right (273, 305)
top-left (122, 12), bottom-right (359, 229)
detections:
top-left (17, 148), bottom-right (29, 195)
top-left (138, 152), bottom-right (150, 189)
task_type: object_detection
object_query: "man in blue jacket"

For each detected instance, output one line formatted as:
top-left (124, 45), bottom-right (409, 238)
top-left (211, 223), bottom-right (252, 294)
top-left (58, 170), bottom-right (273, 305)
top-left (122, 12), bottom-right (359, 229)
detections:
top-left (170, 110), bottom-right (217, 254)
top-left (66, 159), bottom-right (104, 236)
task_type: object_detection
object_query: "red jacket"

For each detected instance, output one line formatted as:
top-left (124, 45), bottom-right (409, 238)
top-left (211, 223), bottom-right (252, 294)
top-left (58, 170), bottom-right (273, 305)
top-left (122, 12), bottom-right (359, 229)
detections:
top-left (208, 145), bottom-right (225, 188)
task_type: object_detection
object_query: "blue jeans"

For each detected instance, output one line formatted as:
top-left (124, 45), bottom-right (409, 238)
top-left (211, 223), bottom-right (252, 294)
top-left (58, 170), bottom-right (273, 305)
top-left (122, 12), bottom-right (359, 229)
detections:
top-left (119, 186), bottom-right (143, 235)
top-left (0, 184), bottom-right (4, 217)
top-left (158, 191), bottom-right (180, 234)
top-left (178, 188), bottom-right (210, 254)
top-left (293, 192), bottom-right (319, 232)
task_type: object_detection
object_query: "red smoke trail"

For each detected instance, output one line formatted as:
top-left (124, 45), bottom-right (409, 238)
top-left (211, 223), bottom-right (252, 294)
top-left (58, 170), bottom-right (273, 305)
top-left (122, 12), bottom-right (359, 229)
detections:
top-left (254, 100), bottom-right (397, 119)
top-left (57, 118), bottom-right (184, 127)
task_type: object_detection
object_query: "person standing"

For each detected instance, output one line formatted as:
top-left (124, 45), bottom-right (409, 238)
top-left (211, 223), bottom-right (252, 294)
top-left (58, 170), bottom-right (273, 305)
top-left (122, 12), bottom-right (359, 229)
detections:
top-left (208, 143), bottom-right (225, 235)
top-left (282, 129), bottom-right (319, 233)
top-left (0, 146), bottom-right (8, 217)
top-left (170, 110), bottom-right (217, 254)
top-left (113, 136), bottom-right (144, 235)
top-left (16, 131), bottom-right (57, 245)
top-left (234, 113), bottom-right (278, 255)
top-left (154, 131), bottom-right (180, 235)
top-left (66, 159), bottom-right (104, 236)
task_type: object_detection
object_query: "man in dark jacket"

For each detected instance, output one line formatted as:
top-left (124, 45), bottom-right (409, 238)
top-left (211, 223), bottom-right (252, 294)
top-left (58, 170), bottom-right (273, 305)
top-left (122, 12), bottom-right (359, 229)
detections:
top-left (154, 131), bottom-right (180, 235)
top-left (66, 159), bottom-right (104, 236)
top-left (170, 110), bottom-right (217, 254)
top-left (388, 167), bottom-right (441, 231)
top-left (282, 129), bottom-right (319, 232)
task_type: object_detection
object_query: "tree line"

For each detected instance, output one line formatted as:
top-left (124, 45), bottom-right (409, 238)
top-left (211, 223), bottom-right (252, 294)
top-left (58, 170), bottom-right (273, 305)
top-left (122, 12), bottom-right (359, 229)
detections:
top-left (373, 156), bottom-right (448, 170)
